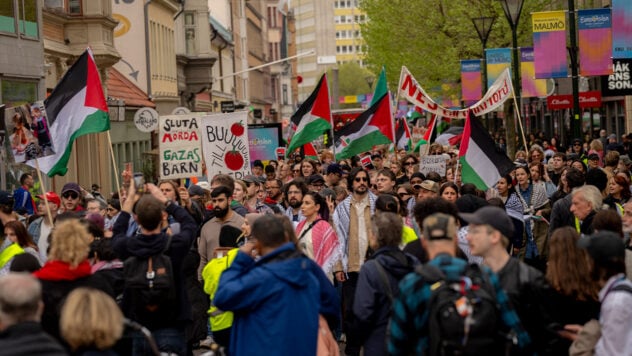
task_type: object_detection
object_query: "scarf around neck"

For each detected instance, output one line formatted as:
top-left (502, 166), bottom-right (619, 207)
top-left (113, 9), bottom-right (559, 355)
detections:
top-left (33, 260), bottom-right (92, 281)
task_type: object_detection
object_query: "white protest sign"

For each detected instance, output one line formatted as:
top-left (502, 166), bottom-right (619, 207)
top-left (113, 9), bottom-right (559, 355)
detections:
top-left (159, 114), bottom-right (203, 179)
top-left (200, 111), bottom-right (251, 179)
top-left (419, 154), bottom-right (447, 176)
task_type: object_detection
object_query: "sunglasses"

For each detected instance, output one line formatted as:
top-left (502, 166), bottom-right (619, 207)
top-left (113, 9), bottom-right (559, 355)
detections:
top-left (354, 177), bottom-right (368, 182)
top-left (62, 191), bottom-right (79, 199)
top-left (293, 169), bottom-right (300, 172)
top-left (402, 161), bottom-right (415, 166)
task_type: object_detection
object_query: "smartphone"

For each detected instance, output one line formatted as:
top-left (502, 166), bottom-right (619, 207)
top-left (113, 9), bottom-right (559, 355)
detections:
top-left (133, 173), bottom-right (145, 193)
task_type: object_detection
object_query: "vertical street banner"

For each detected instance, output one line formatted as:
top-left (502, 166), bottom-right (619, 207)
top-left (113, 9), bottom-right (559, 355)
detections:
top-left (485, 48), bottom-right (512, 89)
top-left (578, 9), bottom-right (613, 76)
top-left (532, 11), bottom-right (568, 78)
top-left (520, 48), bottom-right (547, 98)
top-left (159, 115), bottom-right (203, 179)
top-left (612, 0), bottom-right (632, 59)
top-left (461, 60), bottom-right (482, 103)
top-left (200, 111), bottom-right (251, 180)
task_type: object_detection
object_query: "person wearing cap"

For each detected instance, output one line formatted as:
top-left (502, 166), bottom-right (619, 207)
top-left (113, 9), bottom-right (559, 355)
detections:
top-left (242, 175), bottom-right (273, 215)
top-left (28, 192), bottom-right (60, 261)
top-left (462, 206), bottom-right (551, 354)
top-left (325, 163), bottom-right (343, 189)
top-left (60, 182), bottom-right (84, 213)
top-left (587, 153), bottom-right (602, 172)
top-left (417, 180), bottom-right (439, 201)
top-left (251, 160), bottom-right (264, 177)
top-left (388, 212), bottom-right (532, 355)
top-left (571, 138), bottom-right (587, 161)
top-left (569, 231), bottom-right (632, 354)
top-left (307, 174), bottom-right (325, 193)
top-left (606, 133), bottom-right (625, 155)
top-left (13, 173), bottom-right (36, 216)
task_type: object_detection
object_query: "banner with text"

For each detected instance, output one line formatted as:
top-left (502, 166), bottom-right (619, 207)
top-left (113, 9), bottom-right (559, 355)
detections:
top-left (520, 48), bottom-right (547, 98)
top-left (532, 11), bottom-right (568, 78)
top-left (578, 9), bottom-right (613, 76)
top-left (159, 115), bottom-right (203, 179)
top-left (601, 59), bottom-right (632, 96)
top-left (547, 91), bottom-right (602, 109)
top-left (419, 155), bottom-right (447, 177)
top-left (486, 48), bottom-right (512, 89)
top-left (460, 60), bottom-right (482, 102)
top-left (200, 111), bottom-right (251, 180)
top-left (398, 66), bottom-right (512, 119)
top-left (612, 0), bottom-right (632, 59)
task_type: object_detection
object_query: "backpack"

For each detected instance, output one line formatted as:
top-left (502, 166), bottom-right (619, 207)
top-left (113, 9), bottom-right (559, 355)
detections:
top-left (417, 263), bottom-right (509, 356)
top-left (124, 234), bottom-right (177, 324)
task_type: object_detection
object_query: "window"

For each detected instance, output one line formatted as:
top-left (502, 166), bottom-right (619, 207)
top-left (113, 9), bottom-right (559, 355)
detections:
top-left (283, 84), bottom-right (288, 105)
top-left (1, 79), bottom-right (37, 107)
top-left (0, 1), bottom-right (16, 34)
top-left (184, 12), bottom-right (196, 55)
top-left (67, 0), bottom-right (81, 14)
top-left (1, 0), bottom-right (38, 38)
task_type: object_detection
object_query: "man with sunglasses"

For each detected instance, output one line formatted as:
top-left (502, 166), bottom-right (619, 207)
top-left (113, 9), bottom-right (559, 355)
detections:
top-left (332, 167), bottom-right (377, 356)
top-left (60, 183), bottom-right (84, 213)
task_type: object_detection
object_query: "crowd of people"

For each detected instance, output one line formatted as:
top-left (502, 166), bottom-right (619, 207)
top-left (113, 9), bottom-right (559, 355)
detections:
top-left (0, 130), bottom-right (632, 355)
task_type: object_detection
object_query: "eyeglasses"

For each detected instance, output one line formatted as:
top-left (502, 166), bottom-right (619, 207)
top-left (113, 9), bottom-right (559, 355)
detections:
top-left (354, 177), bottom-right (368, 182)
top-left (573, 143), bottom-right (581, 147)
top-left (403, 161), bottom-right (415, 166)
top-left (62, 191), bottom-right (79, 199)
top-left (293, 169), bottom-right (300, 173)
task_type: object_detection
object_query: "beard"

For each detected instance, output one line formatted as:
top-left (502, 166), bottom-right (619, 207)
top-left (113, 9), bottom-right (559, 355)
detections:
top-left (289, 198), bottom-right (302, 209)
top-left (214, 206), bottom-right (229, 218)
top-left (353, 185), bottom-right (368, 195)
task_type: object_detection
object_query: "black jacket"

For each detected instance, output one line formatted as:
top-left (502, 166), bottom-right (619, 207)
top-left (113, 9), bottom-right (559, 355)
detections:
top-left (0, 321), bottom-right (68, 356)
top-left (548, 194), bottom-right (573, 237)
top-left (112, 203), bottom-right (197, 330)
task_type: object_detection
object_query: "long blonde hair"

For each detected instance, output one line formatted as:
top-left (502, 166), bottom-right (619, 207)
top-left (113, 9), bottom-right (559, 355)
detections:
top-left (49, 220), bottom-right (92, 267)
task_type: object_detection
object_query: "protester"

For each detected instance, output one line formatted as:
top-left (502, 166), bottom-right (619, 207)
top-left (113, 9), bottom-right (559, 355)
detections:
top-left (13, 173), bottom-right (36, 216)
top-left (570, 185), bottom-right (604, 236)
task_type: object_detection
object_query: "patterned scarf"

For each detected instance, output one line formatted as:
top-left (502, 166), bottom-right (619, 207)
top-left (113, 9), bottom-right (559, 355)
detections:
top-left (296, 217), bottom-right (342, 275)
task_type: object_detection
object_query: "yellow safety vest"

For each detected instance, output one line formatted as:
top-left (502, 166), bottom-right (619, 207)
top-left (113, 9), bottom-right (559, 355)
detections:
top-left (0, 243), bottom-right (25, 269)
top-left (201, 248), bottom-right (239, 332)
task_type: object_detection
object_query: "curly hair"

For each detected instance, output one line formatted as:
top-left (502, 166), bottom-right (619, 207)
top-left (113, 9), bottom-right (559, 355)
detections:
top-left (546, 227), bottom-right (599, 301)
top-left (49, 219), bottom-right (92, 267)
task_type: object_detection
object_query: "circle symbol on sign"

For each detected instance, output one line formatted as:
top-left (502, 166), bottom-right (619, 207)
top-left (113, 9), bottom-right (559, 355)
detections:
top-left (113, 14), bottom-right (131, 38)
top-left (134, 107), bottom-right (159, 132)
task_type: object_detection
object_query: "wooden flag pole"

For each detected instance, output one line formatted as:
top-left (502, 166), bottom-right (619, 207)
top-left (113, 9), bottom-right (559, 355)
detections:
top-left (106, 131), bottom-right (121, 197)
top-left (33, 159), bottom-right (54, 227)
top-left (509, 73), bottom-right (528, 151)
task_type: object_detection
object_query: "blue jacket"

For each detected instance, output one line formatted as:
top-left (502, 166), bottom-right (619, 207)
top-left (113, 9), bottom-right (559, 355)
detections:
top-left (214, 242), bottom-right (340, 356)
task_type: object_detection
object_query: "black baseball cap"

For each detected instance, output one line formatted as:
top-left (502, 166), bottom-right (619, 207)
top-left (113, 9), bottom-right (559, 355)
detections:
top-left (578, 231), bottom-right (625, 264)
top-left (459, 206), bottom-right (514, 238)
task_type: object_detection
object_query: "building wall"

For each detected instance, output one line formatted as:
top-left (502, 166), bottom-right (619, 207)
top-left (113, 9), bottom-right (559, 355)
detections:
top-left (334, 0), bottom-right (365, 66)
top-left (112, 0), bottom-right (147, 92)
top-left (148, 1), bottom-right (179, 114)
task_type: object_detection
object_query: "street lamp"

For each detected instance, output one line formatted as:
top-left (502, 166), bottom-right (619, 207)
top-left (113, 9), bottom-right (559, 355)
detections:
top-left (472, 16), bottom-right (496, 129)
top-left (498, 0), bottom-right (525, 158)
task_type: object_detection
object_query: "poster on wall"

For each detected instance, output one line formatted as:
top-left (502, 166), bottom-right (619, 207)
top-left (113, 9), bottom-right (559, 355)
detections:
top-left (601, 59), bottom-right (632, 96)
top-left (2, 102), bottom-right (55, 164)
top-left (248, 123), bottom-right (283, 165)
top-left (158, 114), bottom-right (203, 179)
top-left (200, 111), bottom-right (251, 180)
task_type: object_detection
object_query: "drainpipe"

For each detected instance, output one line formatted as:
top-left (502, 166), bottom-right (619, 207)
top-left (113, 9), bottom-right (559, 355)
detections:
top-left (174, 0), bottom-right (185, 20)
top-left (144, 0), bottom-right (152, 100)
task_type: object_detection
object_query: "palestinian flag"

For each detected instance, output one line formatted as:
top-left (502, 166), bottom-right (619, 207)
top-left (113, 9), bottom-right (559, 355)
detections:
top-left (395, 118), bottom-right (412, 151)
top-left (459, 110), bottom-right (513, 190)
top-left (287, 74), bottom-right (331, 155)
top-left (435, 126), bottom-right (464, 147)
top-left (28, 48), bottom-right (110, 176)
top-left (302, 142), bottom-right (319, 160)
top-left (334, 92), bottom-right (394, 160)
top-left (407, 106), bottom-right (423, 123)
top-left (413, 114), bottom-right (437, 153)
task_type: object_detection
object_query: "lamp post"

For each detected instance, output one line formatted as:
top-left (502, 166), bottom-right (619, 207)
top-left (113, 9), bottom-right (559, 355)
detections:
top-left (472, 16), bottom-right (496, 129)
top-left (498, 0), bottom-right (525, 159)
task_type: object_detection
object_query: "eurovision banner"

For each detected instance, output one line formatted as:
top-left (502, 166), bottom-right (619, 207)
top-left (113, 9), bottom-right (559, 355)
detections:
top-left (532, 11), bottom-right (568, 78)
top-left (200, 111), bottom-right (251, 180)
top-left (461, 60), bottom-right (482, 102)
top-left (612, 0), bottom-right (632, 59)
top-left (520, 48), bottom-right (547, 98)
top-left (578, 9), bottom-right (613, 76)
top-left (398, 66), bottom-right (512, 119)
top-left (485, 48), bottom-right (512, 89)
top-left (159, 115), bottom-right (203, 179)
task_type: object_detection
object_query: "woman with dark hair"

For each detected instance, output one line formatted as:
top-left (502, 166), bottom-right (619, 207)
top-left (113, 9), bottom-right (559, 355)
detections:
top-left (295, 191), bottom-right (341, 277)
top-left (300, 159), bottom-right (317, 178)
top-left (549, 166), bottom-right (569, 207)
top-left (604, 175), bottom-right (631, 214)
top-left (495, 174), bottom-right (525, 256)
top-left (2, 221), bottom-right (41, 273)
top-left (515, 165), bottom-right (549, 269)
top-left (396, 154), bottom-right (419, 184)
top-left (571, 159), bottom-right (588, 174)
top-left (543, 227), bottom-right (600, 355)
top-left (439, 182), bottom-right (459, 203)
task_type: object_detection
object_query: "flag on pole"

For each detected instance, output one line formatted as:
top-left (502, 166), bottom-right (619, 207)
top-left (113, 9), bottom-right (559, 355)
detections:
top-left (413, 114), bottom-right (437, 153)
top-left (458, 110), bottom-right (514, 190)
top-left (28, 48), bottom-right (110, 176)
top-left (435, 126), bottom-right (464, 147)
top-left (302, 142), bottom-right (319, 160)
top-left (370, 67), bottom-right (388, 106)
top-left (287, 74), bottom-right (331, 155)
top-left (334, 92), bottom-right (394, 160)
top-left (395, 118), bottom-right (412, 151)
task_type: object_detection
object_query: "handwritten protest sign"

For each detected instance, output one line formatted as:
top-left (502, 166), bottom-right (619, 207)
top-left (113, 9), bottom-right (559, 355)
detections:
top-left (200, 111), bottom-right (251, 179)
top-left (419, 154), bottom-right (447, 176)
top-left (159, 114), bottom-right (203, 179)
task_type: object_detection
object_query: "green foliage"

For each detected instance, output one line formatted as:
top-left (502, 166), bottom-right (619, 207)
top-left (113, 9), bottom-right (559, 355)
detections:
top-left (327, 62), bottom-right (376, 109)
top-left (360, 0), bottom-right (549, 98)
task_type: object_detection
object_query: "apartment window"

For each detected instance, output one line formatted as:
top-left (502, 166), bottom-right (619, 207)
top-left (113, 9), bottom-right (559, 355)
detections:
top-left (356, 45), bottom-right (360, 53)
top-left (282, 84), bottom-right (288, 105)
top-left (0, 1), bottom-right (16, 34)
top-left (184, 12), bottom-right (196, 55)
top-left (1, 0), bottom-right (38, 38)
top-left (346, 1), bottom-right (351, 7)
top-left (67, 0), bottom-right (81, 14)
top-left (340, 0), bottom-right (345, 7)
top-left (335, 31), bottom-right (339, 39)
top-left (336, 46), bottom-right (340, 53)
top-left (1, 79), bottom-right (37, 107)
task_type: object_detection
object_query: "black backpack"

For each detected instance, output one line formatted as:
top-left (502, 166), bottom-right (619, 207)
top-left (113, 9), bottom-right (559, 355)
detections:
top-left (417, 263), bottom-right (510, 356)
top-left (124, 235), bottom-right (177, 324)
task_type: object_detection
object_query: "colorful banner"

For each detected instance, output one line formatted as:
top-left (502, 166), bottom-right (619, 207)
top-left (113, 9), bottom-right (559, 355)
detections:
top-left (578, 9), bottom-right (613, 76)
top-left (398, 66), bottom-right (512, 119)
top-left (532, 11), bottom-right (568, 78)
top-left (485, 48), bottom-right (512, 88)
top-left (201, 111), bottom-right (251, 180)
top-left (159, 115), bottom-right (203, 179)
top-left (248, 123), bottom-right (282, 164)
top-left (461, 60), bottom-right (482, 101)
top-left (520, 48), bottom-right (547, 98)
top-left (546, 91), bottom-right (602, 109)
top-left (612, 0), bottom-right (632, 59)
top-left (602, 59), bottom-right (632, 96)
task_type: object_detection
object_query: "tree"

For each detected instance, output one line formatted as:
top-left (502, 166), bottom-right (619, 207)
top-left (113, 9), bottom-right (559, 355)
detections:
top-left (327, 62), bottom-right (376, 110)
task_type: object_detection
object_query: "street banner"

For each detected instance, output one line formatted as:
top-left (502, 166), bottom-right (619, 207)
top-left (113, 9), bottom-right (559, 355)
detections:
top-left (520, 48), bottom-right (547, 98)
top-left (248, 123), bottom-right (282, 165)
top-left (200, 111), bottom-right (251, 180)
top-left (612, 0), bottom-right (632, 59)
top-left (398, 66), bottom-right (512, 119)
top-left (532, 11), bottom-right (568, 78)
top-left (601, 59), bottom-right (632, 96)
top-left (546, 91), bottom-right (602, 110)
top-left (461, 59), bottom-right (483, 101)
top-left (485, 48), bottom-right (512, 89)
top-left (159, 114), bottom-right (203, 179)
top-left (578, 9), bottom-right (613, 76)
